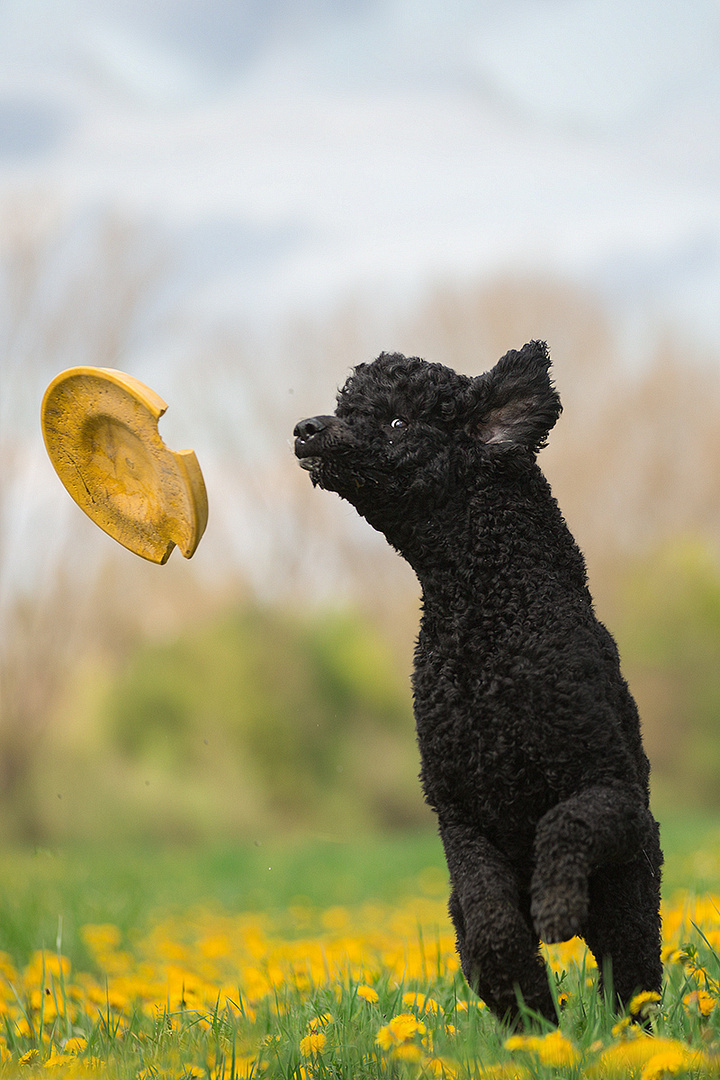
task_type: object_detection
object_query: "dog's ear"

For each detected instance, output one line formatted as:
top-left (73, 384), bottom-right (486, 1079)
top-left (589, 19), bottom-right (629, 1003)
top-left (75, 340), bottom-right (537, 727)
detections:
top-left (468, 340), bottom-right (562, 454)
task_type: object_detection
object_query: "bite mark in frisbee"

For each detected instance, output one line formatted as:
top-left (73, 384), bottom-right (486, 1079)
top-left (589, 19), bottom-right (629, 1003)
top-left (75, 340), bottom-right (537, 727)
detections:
top-left (41, 367), bottom-right (208, 564)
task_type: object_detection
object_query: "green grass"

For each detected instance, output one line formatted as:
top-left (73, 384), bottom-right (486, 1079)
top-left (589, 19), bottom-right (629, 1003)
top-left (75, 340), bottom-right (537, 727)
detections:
top-left (653, 801), bottom-right (720, 894)
top-left (0, 808), bottom-right (717, 1077)
top-left (0, 801), bottom-right (716, 970)
top-left (0, 832), bottom-right (445, 969)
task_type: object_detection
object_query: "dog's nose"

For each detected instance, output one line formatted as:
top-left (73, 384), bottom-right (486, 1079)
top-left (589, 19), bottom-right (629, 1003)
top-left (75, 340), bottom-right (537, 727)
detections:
top-left (294, 415), bottom-right (334, 441)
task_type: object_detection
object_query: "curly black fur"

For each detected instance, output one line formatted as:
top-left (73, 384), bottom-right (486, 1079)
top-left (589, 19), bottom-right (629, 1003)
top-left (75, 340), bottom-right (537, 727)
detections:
top-left (294, 341), bottom-right (663, 1026)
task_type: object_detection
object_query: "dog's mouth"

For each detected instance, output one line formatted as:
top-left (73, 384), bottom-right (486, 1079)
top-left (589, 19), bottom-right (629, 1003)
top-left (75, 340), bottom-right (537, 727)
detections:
top-left (297, 453), bottom-right (321, 472)
top-left (294, 439), bottom-right (328, 485)
top-left (293, 436), bottom-right (324, 472)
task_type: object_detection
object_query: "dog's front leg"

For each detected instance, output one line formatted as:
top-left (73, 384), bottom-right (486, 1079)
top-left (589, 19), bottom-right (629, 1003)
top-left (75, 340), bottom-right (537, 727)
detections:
top-left (439, 818), bottom-right (557, 1025)
top-left (529, 782), bottom-right (656, 945)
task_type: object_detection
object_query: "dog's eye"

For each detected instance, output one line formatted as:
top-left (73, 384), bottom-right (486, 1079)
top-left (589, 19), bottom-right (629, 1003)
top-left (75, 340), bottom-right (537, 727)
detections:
top-left (390, 417), bottom-right (407, 430)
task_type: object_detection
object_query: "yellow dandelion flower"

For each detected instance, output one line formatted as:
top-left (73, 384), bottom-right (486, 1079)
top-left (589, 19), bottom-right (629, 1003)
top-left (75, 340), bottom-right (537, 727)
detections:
top-left (375, 1025), bottom-right (395, 1051)
top-left (241, 966), bottom-right (271, 1001)
top-left (451, 997), bottom-right (484, 1014)
top-left (476, 1063), bottom-right (529, 1079)
top-left (506, 1035), bottom-right (534, 1053)
top-left (0, 953), bottom-right (16, 984)
top-left (686, 967), bottom-right (716, 989)
top-left (661, 945), bottom-right (684, 965)
top-left (81, 923), bottom-right (122, 955)
top-left (402, 991), bottom-right (440, 1014)
top-left (389, 1012), bottom-right (426, 1042)
top-left (505, 1029), bottom-right (580, 1068)
top-left (232, 1056), bottom-right (259, 1080)
top-left (63, 1037), bottom-right (87, 1055)
top-left (414, 993), bottom-right (442, 1010)
top-left (391, 1043), bottom-right (423, 1063)
top-left (357, 984), bottom-right (379, 1004)
top-left (376, 1011), bottom-right (427, 1050)
top-left (43, 1052), bottom-right (73, 1069)
top-left (683, 989), bottom-right (716, 1016)
top-left (424, 1056), bottom-right (461, 1078)
top-left (30, 989), bottom-right (61, 1020)
top-left (641, 1045), bottom-right (703, 1080)
top-left (537, 1030), bottom-right (581, 1068)
top-left (630, 990), bottom-right (662, 1018)
top-left (597, 1036), bottom-right (699, 1077)
top-left (300, 1032), bottom-right (326, 1057)
top-left (24, 951), bottom-right (71, 984)
top-left (19, 1048), bottom-right (39, 1066)
top-left (307, 1012), bottom-right (333, 1030)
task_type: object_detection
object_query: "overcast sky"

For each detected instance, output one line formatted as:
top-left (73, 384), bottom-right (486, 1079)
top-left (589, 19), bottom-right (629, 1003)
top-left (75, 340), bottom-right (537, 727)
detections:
top-left (0, 0), bottom-right (718, 343)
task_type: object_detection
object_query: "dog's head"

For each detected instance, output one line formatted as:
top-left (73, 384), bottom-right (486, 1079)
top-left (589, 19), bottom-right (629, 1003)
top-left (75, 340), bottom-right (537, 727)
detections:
top-left (294, 340), bottom-right (561, 531)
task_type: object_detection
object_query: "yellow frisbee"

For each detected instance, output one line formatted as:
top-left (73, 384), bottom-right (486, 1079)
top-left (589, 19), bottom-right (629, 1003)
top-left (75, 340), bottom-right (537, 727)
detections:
top-left (41, 367), bottom-right (208, 565)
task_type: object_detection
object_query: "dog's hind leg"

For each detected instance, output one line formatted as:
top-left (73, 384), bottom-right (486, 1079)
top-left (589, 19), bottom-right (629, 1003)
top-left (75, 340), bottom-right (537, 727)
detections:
top-left (441, 820), bottom-right (557, 1025)
top-left (583, 824), bottom-right (664, 1010)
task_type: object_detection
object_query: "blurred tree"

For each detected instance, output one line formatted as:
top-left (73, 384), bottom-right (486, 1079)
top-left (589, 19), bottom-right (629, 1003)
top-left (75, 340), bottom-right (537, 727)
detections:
top-left (4, 249), bottom-right (720, 839)
top-left (0, 195), bottom-right (168, 839)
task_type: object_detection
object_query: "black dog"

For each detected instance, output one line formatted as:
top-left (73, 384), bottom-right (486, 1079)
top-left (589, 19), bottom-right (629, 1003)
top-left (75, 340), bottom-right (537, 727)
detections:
top-left (294, 342), bottom-right (662, 1024)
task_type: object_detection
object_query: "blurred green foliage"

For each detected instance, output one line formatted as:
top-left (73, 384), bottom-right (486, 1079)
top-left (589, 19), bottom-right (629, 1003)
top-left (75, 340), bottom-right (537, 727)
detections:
top-left (614, 537), bottom-right (720, 804)
top-left (15, 538), bottom-right (720, 845)
top-left (97, 605), bottom-right (428, 839)
top-left (97, 540), bottom-right (720, 839)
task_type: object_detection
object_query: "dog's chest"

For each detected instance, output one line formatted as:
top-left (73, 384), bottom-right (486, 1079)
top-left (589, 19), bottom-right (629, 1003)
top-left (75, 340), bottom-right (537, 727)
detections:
top-left (412, 639), bottom-right (557, 828)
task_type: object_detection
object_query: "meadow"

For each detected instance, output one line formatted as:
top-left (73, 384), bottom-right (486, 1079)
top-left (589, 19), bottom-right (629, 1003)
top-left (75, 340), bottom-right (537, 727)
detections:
top-left (0, 808), bottom-right (719, 1078)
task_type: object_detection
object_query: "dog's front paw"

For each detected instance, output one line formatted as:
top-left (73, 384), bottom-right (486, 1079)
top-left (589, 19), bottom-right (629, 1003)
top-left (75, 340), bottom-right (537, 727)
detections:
top-left (531, 886), bottom-right (588, 944)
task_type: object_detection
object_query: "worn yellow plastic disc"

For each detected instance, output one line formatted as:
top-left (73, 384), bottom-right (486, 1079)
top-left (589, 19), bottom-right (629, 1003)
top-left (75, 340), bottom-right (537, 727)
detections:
top-left (41, 367), bottom-right (208, 565)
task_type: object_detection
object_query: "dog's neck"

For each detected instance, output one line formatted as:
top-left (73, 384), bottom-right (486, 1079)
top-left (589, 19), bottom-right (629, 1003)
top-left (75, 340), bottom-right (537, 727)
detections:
top-left (365, 465), bottom-right (589, 614)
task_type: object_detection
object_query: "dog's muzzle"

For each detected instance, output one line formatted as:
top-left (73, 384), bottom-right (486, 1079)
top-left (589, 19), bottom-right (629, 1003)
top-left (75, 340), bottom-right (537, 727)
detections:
top-left (293, 414), bottom-right (336, 469)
